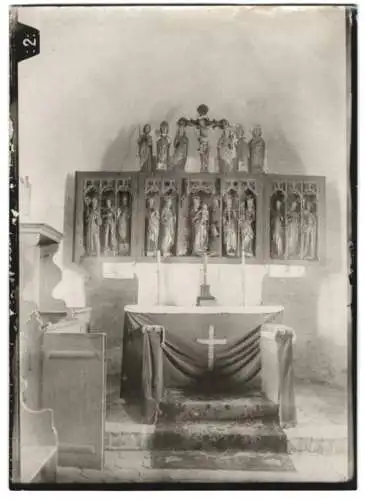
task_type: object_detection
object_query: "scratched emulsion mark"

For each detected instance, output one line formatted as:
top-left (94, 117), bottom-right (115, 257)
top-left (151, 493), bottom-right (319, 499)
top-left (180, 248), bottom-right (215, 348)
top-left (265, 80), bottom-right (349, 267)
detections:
top-left (9, 14), bottom-right (41, 468)
top-left (9, 17), bottom-right (40, 318)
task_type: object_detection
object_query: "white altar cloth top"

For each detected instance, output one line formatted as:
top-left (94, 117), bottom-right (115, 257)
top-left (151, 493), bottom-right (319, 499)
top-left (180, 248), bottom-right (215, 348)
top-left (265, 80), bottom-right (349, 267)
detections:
top-left (124, 305), bottom-right (284, 315)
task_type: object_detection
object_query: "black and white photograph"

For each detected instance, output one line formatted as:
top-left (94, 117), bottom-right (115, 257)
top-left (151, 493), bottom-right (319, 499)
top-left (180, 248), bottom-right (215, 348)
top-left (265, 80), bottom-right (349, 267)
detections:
top-left (9, 3), bottom-right (356, 488)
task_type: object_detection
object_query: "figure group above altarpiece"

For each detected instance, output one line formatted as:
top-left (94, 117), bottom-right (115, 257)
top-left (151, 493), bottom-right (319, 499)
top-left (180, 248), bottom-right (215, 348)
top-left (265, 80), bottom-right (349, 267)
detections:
top-left (136, 105), bottom-right (265, 175)
top-left (73, 170), bottom-right (325, 265)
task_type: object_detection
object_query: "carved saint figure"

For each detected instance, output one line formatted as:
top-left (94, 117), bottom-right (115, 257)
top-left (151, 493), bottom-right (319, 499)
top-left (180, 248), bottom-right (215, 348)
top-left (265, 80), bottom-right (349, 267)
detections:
top-left (249, 125), bottom-right (266, 173)
top-left (86, 197), bottom-right (101, 256)
top-left (172, 118), bottom-right (189, 171)
top-left (103, 198), bottom-right (117, 255)
top-left (223, 195), bottom-right (238, 257)
top-left (286, 200), bottom-right (300, 257)
top-left (217, 120), bottom-right (237, 173)
top-left (235, 125), bottom-right (250, 173)
top-left (156, 121), bottom-right (172, 171)
top-left (160, 197), bottom-right (176, 256)
top-left (146, 197), bottom-right (160, 256)
top-left (302, 201), bottom-right (317, 259)
top-left (271, 200), bottom-right (285, 258)
top-left (210, 197), bottom-right (221, 256)
top-left (240, 196), bottom-right (255, 257)
top-left (117, 194), bottom-right (131, 255)
top-left (192, 202), bottom-right (210, 255)
top-left (138, 124), bottom-right (153, 172)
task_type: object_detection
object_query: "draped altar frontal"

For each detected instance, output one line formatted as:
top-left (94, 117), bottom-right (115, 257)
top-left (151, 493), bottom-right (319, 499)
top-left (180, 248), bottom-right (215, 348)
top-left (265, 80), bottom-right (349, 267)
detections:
top-left (121, 304), bottom-right (286, 410)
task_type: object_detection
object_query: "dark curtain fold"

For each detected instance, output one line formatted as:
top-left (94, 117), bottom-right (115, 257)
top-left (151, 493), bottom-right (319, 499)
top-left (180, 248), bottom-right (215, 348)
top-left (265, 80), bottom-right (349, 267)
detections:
top-left (277, 333), bottom-right (297, 427)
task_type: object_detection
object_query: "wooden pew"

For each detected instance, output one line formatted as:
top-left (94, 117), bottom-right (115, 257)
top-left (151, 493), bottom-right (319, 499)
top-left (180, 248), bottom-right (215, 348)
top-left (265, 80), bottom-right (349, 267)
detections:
top-left (20, 378), bottom-right (58, 484)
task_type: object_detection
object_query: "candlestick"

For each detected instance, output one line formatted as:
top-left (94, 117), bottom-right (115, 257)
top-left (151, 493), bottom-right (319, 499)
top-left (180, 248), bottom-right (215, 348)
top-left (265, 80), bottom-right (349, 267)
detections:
top-left (197, 251), bottom-right (216, 306)
top-left (241, 249), bottom-right (246, 306)
top-left (203, 253), bottom-right (208, 287)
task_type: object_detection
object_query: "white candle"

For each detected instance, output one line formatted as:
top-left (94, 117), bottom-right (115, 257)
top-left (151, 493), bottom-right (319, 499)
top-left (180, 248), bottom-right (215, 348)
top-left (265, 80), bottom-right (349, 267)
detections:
top-left (241, 249), bottom-right (246, 306)
top-left (241, 249), bottom-right (245, 265)
top-left (157, 250), bottom-right (161, 267)
top-left (156, 250), bottom-right (161, 304)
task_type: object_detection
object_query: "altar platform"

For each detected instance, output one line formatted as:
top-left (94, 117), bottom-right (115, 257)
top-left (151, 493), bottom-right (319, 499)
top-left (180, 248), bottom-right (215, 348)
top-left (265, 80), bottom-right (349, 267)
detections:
top-left (106, 376), bottom-right (348, 455)
top-left (54, 377), bottom-right (350, 483)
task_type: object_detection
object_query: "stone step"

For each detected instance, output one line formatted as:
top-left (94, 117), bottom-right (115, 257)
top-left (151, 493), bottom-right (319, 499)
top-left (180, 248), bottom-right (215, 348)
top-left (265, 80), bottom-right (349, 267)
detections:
top-left (57, 450), bottom-right (349, 483)
top-left (159, 389), bottom-right (279, 423)
top-left (150, 449), bottom-right (295, 472)
top-left (106, 423), bottom-right (155, 451)
top-left (105, 421), bottom-right (348, 454)
top-left (106, 421), bottom-right (287, 453)
top-left (286, 425), bottom-right (348, 454)
top-left (152, 421), bottom-right (288, 452)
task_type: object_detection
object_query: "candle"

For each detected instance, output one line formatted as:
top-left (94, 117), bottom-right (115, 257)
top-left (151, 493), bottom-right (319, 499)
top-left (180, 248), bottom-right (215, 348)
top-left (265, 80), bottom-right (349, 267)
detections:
top-left (156, 250), bottom-right (161, 305)
top-left (241, 250), bottom-right (246, 306)
top-left (241, 249), bottom-right (245, 265)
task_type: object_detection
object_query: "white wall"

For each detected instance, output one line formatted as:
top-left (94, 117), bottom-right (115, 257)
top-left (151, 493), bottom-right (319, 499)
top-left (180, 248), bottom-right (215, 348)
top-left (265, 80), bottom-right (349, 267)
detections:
top-left (17, 6), bottom-right (349, 383)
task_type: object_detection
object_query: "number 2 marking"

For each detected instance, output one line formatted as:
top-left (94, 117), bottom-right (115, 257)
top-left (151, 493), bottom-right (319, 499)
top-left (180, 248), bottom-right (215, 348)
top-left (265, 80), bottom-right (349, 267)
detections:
top-left (23, 37), bottom-right (36, 48)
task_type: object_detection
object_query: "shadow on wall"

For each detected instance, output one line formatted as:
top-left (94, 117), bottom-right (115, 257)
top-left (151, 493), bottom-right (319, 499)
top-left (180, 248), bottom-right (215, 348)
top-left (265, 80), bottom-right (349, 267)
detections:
top-left (100, 106), bottom-right (181, 172)
top-left (266, 127), bottom-right (306, 176)
top-left (100, 124), bottom-right (139, 172)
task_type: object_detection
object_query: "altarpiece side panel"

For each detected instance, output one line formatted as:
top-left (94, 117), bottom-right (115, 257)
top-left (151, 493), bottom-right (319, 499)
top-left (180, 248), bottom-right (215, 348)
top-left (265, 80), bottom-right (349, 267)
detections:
top-left (74, 173), bottom-right (138, 262)
top-left (267, 176), bottom-right (325, 263)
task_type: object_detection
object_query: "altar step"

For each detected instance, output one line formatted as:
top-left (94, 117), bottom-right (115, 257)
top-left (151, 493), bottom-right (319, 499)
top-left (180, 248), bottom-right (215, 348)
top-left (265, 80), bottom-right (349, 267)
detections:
top-left (150, 449), bottom-right (295, 472)
top-left (153, 421), bottom-right (288, 452)
top-left (159, 389), bottom-right (279, 423)
top-left (106, 421), bottom-right (287, 453)
top-left (106, 383), bottom-right (348, 460)
top-left (105, 422), bottom-right (348, 455)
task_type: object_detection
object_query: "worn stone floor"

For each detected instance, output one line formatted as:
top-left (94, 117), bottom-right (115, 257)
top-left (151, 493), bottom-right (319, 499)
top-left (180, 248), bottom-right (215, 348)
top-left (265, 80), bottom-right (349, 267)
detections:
top-left (56, 450), bottom-right (350, 483)
top-left (55, 379), bottom-right (352, 484)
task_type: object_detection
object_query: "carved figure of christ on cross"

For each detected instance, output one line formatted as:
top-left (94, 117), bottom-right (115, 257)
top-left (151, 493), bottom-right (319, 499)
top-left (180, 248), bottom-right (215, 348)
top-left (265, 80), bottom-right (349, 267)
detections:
top-left (196, 325), bottom-right (227, 370)
top-left (184, 104), bottom-right (226, 172)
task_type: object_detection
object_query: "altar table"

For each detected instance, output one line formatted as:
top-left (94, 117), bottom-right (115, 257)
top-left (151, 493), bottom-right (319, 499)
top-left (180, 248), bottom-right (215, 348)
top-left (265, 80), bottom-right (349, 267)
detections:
top-left (120, 305), bottom-right (287, 409)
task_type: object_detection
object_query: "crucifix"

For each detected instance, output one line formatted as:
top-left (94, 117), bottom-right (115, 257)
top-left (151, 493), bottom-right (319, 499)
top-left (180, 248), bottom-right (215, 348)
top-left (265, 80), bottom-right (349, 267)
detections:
top-left (185, 104), bottom-right (227, 172)
top-left (196, 325), bottom-right (227, 370)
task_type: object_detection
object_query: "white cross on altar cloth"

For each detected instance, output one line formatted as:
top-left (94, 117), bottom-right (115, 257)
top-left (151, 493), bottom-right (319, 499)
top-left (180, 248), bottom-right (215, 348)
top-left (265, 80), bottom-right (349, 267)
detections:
top-left (196, 325), bottom-right (227, 370)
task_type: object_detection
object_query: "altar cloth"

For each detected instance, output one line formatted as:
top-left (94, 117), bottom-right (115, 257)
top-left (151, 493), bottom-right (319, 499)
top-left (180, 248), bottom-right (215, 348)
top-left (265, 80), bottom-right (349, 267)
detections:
top-left (121, 305), bottom-right (284, 407)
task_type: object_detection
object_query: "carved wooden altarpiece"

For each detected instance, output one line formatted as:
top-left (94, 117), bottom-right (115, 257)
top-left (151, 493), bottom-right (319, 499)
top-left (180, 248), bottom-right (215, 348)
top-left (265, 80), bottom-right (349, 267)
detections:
top-left (73, 171), bottom-right (325, 265)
